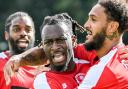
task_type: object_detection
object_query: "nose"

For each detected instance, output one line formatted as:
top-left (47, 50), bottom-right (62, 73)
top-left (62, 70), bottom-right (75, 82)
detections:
top-left (51, 41), bottom-right (59, 50)
top-left (20, 29), bottom-right (27, 36)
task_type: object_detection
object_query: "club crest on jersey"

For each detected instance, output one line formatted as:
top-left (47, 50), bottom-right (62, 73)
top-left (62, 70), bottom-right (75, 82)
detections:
top-left (121, 59), bottom-right (128, 69)
top-left (75, 73), bottom-right (85, 84)
top-left (62, 83), bottom-right (67, 89)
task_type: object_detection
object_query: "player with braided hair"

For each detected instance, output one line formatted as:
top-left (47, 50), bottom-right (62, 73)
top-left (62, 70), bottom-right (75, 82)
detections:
top-left (33, 13), bottom-right (93, 89)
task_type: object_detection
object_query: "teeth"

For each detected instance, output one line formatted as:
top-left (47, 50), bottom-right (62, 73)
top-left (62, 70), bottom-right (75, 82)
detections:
top-left (87, 30), bottom-right (92, 35)
top-left (18, 40), bottom-right (28, 47)
top-left (52, 52), bottom-right (65, 63)
top-left (18, 40), bottom-right (28, 43)
top-left (19, 40), bottom-right (27, 42)
top-left (18, 42), bottom-right (28, 48)
top-left (54, 52), bottom-right (62, 57)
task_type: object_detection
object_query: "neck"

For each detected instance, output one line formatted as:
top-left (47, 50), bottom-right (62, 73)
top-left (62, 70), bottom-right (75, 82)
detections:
top-left (96, 38), bottom-right (119, 58)
top-left (50, 59), bottom-right (75, 72)
top-left (66, 59), bottom-right (75, 71)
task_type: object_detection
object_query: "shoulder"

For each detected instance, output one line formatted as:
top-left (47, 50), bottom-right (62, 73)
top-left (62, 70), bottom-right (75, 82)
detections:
top-left (34, 72), bottom-right (61, 89)
top-left (34, 72), bottom-right (50, 89)
top-left (74, 58), bottom-right (90, 64)
top-left (0, 51), bottom-right (9, 71)
top-left (0, 51), bottom-right (10, 67)
top-left (0, 52), bottom-right (8, 59)
top-left (0, 51), bottom-right (10, 60)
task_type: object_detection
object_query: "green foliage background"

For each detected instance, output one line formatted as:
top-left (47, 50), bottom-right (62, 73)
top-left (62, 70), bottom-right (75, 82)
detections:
top-left (0, 0), bottom-right (97, 51)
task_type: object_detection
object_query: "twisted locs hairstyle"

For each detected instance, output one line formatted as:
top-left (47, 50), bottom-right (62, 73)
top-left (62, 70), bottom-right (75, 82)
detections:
top-left (38, 13), bottom-right (86, 47)
top-left (40, 13), bottom-right (85, 35)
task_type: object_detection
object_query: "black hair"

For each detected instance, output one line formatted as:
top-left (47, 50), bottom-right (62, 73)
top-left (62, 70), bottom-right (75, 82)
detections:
top-left (122, 31), bottom-right (128, 45)
top-left (40, 13), bottom-right (85, 36)
top-left (98, 0), bottom-right (128, 33)
top-left (5, 11), bottom-right (35, 32)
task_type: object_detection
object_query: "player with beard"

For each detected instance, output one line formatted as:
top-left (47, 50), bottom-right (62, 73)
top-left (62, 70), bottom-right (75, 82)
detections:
top-left (5, 12), bottom-right (35, 55)
top-left (0, 11), bottom-right (36, 89)
top-left (78, 0), bottom-right (128, 88)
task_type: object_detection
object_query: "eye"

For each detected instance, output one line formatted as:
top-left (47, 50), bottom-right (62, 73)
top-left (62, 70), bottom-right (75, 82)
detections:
top-left (25, 26), bottom-right (32, 33)
top-left (56, 37), bottom-right (67, 43)
top-left (44, 37), bottom-right (67, 46)
top-left (12, 27), bottom-right (20, 32)
top-left (56, 39), bottom-right (64, 43)
top-left (90, 16), bottom-right (97, 22)
top-left (44, 40), bottom-right (53, 45)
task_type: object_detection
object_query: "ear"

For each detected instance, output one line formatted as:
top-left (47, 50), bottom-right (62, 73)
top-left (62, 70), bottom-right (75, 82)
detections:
top-left (71, 35), bottom-right (77, 47)
top-left (5, 31), bottom-right (9, 40)
top-left (107, 21), bottom-right (119, 34)
top-left (106, 21), bottom-right (119, 40)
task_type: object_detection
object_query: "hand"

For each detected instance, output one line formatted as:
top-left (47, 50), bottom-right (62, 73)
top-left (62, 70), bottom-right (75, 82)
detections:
top-left (4, 55), bottom-right (22, 85)
top-left (118, 46), bottom-right (128, 59)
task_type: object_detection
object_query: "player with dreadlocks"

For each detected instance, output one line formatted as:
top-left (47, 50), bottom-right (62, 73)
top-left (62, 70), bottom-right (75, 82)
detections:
top-left (33, 13), bottom-right (94, 89)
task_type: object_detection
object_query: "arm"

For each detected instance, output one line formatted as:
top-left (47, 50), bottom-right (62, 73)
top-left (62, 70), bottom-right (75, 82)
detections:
top-left (5, 46), bottom-right (48, 69)
top-left (4, 46), bottom-right (49, 85)
top-left (19, 46), bottom-right (48, 66)
top-left (34, 73), bottom-right (61, 89)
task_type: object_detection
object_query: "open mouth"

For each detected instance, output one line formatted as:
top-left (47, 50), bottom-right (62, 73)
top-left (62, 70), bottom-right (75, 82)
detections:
top-left (52, 52), bottom-right (66, 64)
top-left (85, 29), bottom-right (93, 43)
top-left (17, 40), bottom-right (29, 48)
top-left (86, 29), bottom-right (92, 35)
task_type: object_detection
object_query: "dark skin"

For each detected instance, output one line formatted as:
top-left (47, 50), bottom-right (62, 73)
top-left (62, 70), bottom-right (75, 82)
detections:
top-left (19, 46), bottom-right (47, 66)
top-left (3, 46), bottom-right (49, 85)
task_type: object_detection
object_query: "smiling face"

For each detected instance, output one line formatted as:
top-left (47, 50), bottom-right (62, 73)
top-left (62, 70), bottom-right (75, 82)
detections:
top-left (84, 4), bottom-right (109, 51)
top-left (6, 16), bottom-right (35, 54)
top-left (41, 23), bottom-right (73, 71)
